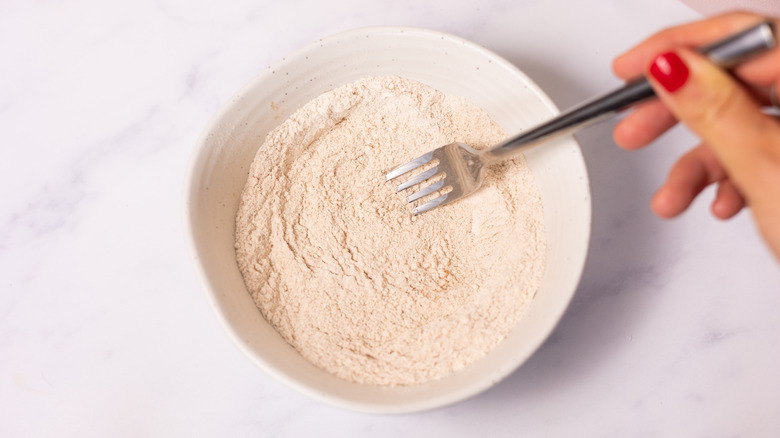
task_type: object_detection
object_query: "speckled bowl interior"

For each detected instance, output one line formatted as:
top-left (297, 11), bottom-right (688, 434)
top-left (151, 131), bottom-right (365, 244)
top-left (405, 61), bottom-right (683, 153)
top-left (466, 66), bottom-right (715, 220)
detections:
top-left (184, 26), bottom-right (591, 413)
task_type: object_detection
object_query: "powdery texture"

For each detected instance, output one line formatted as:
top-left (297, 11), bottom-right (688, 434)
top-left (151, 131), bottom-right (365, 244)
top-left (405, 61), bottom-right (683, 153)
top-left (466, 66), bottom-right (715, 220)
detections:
top-left (235, 76), bottom-right (545, 386)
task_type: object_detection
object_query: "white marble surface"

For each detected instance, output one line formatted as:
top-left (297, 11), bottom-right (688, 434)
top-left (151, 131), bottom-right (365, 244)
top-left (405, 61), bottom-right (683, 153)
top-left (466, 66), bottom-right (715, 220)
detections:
top-left (2, 0), bottom-right (779, 436)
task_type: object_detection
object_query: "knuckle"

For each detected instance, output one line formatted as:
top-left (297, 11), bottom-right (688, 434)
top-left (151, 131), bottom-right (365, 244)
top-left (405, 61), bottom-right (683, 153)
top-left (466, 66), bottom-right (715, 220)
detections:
top-left (687, 84), bottom-right (740, 127)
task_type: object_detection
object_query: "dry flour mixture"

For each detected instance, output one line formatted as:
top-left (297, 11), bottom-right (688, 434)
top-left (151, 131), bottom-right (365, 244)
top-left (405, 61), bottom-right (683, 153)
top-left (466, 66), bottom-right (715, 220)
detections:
top-left (235, 76), bottom-right (545, 386)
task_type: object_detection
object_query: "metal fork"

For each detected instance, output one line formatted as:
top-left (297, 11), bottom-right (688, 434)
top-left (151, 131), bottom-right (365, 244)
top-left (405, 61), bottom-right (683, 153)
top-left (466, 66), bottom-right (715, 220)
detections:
top-left (386, 20), bottom-right (776, 215)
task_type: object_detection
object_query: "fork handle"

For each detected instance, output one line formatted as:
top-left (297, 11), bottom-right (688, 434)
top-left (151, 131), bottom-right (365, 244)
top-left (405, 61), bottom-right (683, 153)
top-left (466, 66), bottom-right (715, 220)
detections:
top-left (484, 20), bottom-right (777, 161)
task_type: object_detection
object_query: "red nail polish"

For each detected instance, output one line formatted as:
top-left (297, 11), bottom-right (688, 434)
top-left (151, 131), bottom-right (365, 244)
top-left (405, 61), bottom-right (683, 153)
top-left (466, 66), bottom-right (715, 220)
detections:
top-left (649, 52), bottom-right (689, 93)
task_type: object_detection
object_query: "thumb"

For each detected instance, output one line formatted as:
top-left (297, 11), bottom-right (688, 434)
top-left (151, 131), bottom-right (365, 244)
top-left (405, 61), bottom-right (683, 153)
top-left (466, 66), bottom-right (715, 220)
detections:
top-left (646, 49), bottom-right (780, 203)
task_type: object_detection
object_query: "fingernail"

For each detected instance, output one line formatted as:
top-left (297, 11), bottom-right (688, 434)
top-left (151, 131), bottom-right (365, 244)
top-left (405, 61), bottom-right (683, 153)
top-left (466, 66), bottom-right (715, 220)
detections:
top-left (649, 52), bottom-right (689, 93)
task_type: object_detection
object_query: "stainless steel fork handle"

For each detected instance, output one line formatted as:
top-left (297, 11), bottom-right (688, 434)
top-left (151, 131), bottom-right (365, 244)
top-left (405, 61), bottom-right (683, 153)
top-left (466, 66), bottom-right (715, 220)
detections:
top-left (483, 20), bottom-right (777, 162)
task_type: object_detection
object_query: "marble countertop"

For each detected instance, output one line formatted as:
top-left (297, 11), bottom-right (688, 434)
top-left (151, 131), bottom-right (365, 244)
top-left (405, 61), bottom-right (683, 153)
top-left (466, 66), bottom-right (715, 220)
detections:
top-left (3, 0), bottom-right (779, 436)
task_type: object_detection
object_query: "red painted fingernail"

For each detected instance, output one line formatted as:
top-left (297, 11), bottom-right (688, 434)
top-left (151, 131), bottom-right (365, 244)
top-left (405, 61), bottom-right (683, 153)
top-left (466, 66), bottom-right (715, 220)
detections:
top-left (649, 52), bottom-right (689, 93)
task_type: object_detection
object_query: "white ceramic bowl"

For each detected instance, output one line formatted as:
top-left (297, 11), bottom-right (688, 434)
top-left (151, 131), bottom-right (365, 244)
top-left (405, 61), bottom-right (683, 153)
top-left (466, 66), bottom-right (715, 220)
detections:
top-left (184, 26), bottom-right (591, 413)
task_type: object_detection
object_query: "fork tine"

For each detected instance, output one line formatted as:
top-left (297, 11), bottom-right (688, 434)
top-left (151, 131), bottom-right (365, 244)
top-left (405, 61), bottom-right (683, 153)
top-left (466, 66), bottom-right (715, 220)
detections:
top-left (407, 179), bottom-right (445, 203)
top-left (396, 166), bottom-right (440, 191)
top-left (385, 152), bottom-right (433, 182)
top-left (412, 192), bottom-right (451, 215)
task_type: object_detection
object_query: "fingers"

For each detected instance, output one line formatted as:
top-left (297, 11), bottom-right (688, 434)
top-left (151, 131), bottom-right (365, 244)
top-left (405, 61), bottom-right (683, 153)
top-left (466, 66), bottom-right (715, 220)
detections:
top-left (613, 100), bottom-right (677, 149)
top-left (614, 12), bottom-right (780, 93)
top-left (646, 48), bottom-right (780, 199)
top-left (712, 179), bottom-right (746, 220)
top-left (615, 12), bottom-right (780, 259)
top-left (614, 70), bottom-right (776, 152)
top-left (653, 143), bottom-right (748, 220)
top-left (734, 41), bottom-right (780, 85)
top-left (612, 12), bottom-right (780, 151)
top-left (651, 144), bottom-right (726, 218)
top-left (613, 12), bottom-right (766, 80)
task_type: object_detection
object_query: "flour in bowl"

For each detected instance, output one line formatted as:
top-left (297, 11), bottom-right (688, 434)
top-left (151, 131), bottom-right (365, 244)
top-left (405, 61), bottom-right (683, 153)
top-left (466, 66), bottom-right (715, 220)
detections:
top-left (235, 76), bottom-right (545, 386)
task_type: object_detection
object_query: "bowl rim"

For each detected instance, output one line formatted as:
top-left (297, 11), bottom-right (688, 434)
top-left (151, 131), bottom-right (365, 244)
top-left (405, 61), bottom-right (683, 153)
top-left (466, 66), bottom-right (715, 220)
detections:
top-left (183, 25), bottom-right (591, 414)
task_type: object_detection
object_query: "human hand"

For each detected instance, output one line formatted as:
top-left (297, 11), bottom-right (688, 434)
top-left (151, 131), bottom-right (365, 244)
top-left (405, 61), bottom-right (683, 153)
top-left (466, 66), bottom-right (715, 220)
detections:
top-left (612, 11), bottom-right (780, 260)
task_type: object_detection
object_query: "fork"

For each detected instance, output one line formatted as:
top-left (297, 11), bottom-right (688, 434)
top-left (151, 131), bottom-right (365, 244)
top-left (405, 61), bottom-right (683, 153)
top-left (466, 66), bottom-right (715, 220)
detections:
top-left (386, 20), bottom-right (776, 215)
